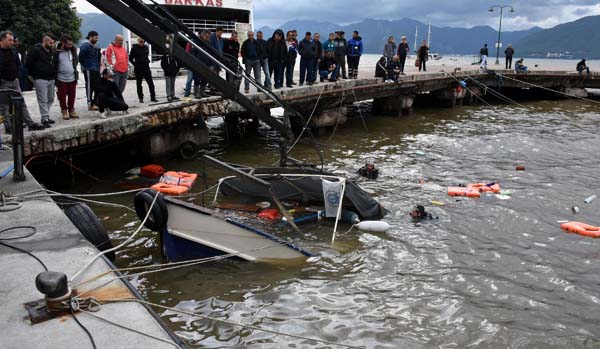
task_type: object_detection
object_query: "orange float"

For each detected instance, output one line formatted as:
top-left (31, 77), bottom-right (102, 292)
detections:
top-left (561, 222), bottom-right (600, 238)
top-left (468, 182), bottom-right (501, 194)
top-left (258, 209), bottom-right (281, 221)
top-left (150, 182), bottom-right (190, 195)
top-left (160, 171), bottom-right (198, 188)
top-left (447, 187), bottom-right (481, 198)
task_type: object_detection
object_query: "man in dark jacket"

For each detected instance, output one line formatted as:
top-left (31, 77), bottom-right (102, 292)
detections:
top-left (223, 31), bottom-right (240, 85)
top-left (577, 59), bottom-right (590, 74)
top-left (129, 37), bottom-right (157, 103)
top-left (240, 31), bottom-right (263, 93)
top-left (27, 33), bottom-right (57, 127)
top-left (0, 31), bottom-right (42, 133)
top-left (333, 31), bottom-right (348, 79)
top-left (267, 29), bottom-right (286, 89)
top-left (312, 33), bottom-right (323, 83)
top-left (298, 32), bottom-right (317, 86)
top-left (78, 30), bottom-right (101, 111)
top-left (347, 31), bottom-right (363, 79)
top-left (161, 53), bottom-right (180, 102)
top-left (53, 34), bottom-right (79, 120)
top-left (285, 31), bottom-right (298, 88)
top-left (192, 30), bottom-right (213, 98)
top-left (504, 44), bottom-right (514, 69)
top-left (480, 43), bottom-right (488, 69)
top-left (397, 36), bottom-right (409, 74)
top-left (95, 68), bottom-right (128, 118)
top-left (256, 31), bottom-right (272, 89)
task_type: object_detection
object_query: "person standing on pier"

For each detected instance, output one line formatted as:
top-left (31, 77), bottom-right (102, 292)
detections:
top-left (479, 43), bottom-right (488, 69)
top-left (26, 33), bottom-right (57, 128)
top-left (0, 31), bottom-right (44, 133)
top-left (210, 27), bottom-right (225, 74)
top-left (383, 36), bottom-right (396, 65)
top-left (504, 44), bottom-right (514, 69)
top-left (267, 29), bottom-right (286, 89)
top-left (54, 34), bottom-right (79, 120)
top-left (397, 36), bottom-right (410, 74)
top-left (347, 31), bottom-right (363, 79)
top-left (298, 32), bottom-right (317, 86)
top-left (192, 30), bottom-right (213, 98)
top-left (78, 31), bottom-right (101, 111)
top-left (256, 31), bottom-right (272, 89)
top-left (334, 31), bottom-right (348, 79)
top-left (161, 52), bottom-right (180, 103)
top-left (129, 37), bottom-right (157, 103)
top-left (223, 31), bottom-right (240, 86)
top-left (323, 33), bottom-right (336, 55)
top-left (106, 35), bottom-right (129, 93)
top-left (313, 33), bottom-right (323, 83)
top-left (285, 31), bottom-right (298, 88)
top-left (240, 31), bottom-right (263, 93)
top-left (417, 40), bottom-right (429, 72)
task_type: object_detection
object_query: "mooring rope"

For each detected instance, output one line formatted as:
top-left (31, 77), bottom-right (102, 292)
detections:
top-left (286, 84), bottom-right (326, 155)
top-left (465, 74), bottom-right (527, 108)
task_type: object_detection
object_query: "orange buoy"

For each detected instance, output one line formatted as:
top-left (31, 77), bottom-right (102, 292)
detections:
top-left (140, 164), bottom-right (165, 178)
top-left (561, 221), bottom-right (600, 238)
top-left (258, 209), bottom-right (281, 221)
top-left (468, 182), bottom-right (501, 194)
top-left (447, 187), bottom-right (481, 198)
top-left (150, 182), bottom-right (190, 195)
top-left (160, 171), bottom-right (198, 189)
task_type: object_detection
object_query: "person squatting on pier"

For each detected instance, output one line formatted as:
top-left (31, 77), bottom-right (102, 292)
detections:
top-left (95, 68), bottom-right (128, 118)
top-left (54, 34), bottom-right (79, 120)
top-left (577, 59), bottom-right (590, 75)
top-left (347, 31), bottom-right (363, 79)
top-left (129, 37), bottom-right (158, 103)
top-left (319, 51), bottom-right (337, 82)
top-left (0, 30), bottom-right (44, 134)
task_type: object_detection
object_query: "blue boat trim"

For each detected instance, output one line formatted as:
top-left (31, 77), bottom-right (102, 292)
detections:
top-left (225, 218), bottom-right (315, 257)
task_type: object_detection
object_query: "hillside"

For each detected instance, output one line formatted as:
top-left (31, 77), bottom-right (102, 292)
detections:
top-left (258, 18), bottom-right (541, 55)
top-left (515, 16), bottom-right (600, 59)
top-left (78, 13), bottom-right (122, 48)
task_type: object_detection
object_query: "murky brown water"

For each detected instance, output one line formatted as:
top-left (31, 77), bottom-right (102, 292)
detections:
top-left (58, 97), bottom-right (600, 348)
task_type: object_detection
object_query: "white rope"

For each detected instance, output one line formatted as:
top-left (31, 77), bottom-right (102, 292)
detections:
top-left (102, 298), bottom-right (363, 349)
top-left (286, 84), bottom-right (326, 155)
top-left (70, 191), bottom-right (160, 283)
top-left (465, 74), bottom-right (527, 108)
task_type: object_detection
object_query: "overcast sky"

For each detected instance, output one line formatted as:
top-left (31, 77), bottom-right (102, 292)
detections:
top-left (73, 0), bottom-right (600, 30)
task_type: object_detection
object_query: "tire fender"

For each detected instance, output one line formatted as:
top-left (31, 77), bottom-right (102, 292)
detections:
top-left (134, 189), bottom-right (168, 232)
top-left (65, 203), bottom-right (115, 261)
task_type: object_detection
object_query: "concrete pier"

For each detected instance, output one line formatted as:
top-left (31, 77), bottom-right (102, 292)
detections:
top-left (3, 65), bottom-right (599, 158)
top-left (0, 148), bottom-right (182, 348)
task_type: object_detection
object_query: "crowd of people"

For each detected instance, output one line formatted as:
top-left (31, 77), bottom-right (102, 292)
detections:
top-left (0, 26), bottom-right (594, 134)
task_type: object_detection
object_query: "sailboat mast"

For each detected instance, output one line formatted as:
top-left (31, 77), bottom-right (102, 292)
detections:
top-left (414, 26), bottom-right (418, 54)
top-left (427, 23), bottom-right (431, 47)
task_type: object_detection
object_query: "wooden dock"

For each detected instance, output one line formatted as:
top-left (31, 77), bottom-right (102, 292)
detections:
top-left (3, 65), bottom-right (599, 158)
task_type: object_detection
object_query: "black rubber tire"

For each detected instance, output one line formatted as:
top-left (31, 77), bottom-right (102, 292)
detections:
top-left (179, 141), bottom-right (199, 160)
top-left (65, 203), bottom-right (115, 261)
top-left (134, 189), bottom-right (168, 232)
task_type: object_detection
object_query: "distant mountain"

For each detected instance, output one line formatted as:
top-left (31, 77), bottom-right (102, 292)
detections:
top-left (258, 18), bottom-right (541, 56)
top-left (515, 16), bottom-right (600, 59)
top-left (78, 13), bottom-right (121, 48)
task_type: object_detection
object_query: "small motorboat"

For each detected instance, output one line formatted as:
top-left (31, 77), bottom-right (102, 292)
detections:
top-left (134, 156), bottom-right (388, 264)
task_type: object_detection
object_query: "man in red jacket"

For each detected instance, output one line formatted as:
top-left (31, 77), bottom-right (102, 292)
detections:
top-left (106, 34), bottom-right (129, 93)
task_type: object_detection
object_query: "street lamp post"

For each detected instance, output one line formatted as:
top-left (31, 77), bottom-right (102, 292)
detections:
top-left (489, 5), bottom-right (515, 65)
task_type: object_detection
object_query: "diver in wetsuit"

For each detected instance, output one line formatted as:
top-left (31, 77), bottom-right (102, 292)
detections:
top-left (410, 205), bottom-right (435, 220)
top-left (358, 159), bottom-right (379, 179)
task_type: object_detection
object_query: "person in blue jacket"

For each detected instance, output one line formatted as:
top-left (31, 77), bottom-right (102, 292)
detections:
top-left (78, 30), bottom-right (102, 111)
top-left (347, 31), bottom-right (363, 79)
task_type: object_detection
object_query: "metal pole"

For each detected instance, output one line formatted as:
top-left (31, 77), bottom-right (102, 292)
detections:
top-left (495, 7), bottom-right (503, 65)
top-left (10, 95), bottom-right (26, 182)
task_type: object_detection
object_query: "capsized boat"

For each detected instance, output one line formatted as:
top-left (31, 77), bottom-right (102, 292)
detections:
top-left (134, 155), bottom-right (388, 264)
